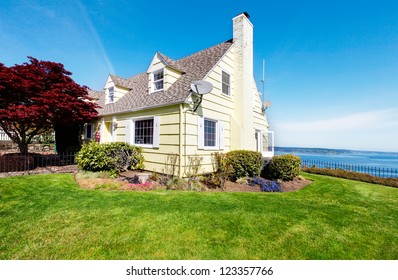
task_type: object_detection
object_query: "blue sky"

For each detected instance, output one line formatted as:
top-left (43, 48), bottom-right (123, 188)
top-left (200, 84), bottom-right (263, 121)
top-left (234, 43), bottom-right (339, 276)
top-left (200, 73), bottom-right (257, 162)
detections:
top-left (1, 0), bottom-right (397, 152)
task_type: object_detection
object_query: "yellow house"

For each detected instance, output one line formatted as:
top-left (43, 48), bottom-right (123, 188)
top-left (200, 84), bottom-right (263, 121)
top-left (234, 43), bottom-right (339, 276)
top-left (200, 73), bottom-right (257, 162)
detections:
top-left (88, 13), bottom-right (274, 176)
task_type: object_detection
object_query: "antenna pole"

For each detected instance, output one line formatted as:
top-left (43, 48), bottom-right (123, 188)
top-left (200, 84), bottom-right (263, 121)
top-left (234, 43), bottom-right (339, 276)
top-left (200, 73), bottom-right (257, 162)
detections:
top-left (261, 59), bottom-right (265, 103)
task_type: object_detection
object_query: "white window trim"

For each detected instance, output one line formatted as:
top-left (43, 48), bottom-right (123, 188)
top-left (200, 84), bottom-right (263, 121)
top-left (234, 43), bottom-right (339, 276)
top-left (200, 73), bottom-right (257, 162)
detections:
top-left (198, 116), bottom-right (225, 151)
top-left (255, 129), bottom-right (262, 153)
top-left (152, 69), bottom-right (164, 93)
top-left (126, 116), bottom-right (160, 149)
top-left (221, 70), bottom-right (231, 96)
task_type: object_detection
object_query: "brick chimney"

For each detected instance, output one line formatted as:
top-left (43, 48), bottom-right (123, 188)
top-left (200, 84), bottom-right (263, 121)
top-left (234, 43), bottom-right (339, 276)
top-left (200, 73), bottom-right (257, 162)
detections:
top-left (233, 12), bottom-right (255, 150)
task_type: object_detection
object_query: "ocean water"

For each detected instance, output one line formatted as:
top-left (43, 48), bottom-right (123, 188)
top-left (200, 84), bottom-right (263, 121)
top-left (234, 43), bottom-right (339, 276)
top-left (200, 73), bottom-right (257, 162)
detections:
top-left (275, 147), bottom-right (398, 170)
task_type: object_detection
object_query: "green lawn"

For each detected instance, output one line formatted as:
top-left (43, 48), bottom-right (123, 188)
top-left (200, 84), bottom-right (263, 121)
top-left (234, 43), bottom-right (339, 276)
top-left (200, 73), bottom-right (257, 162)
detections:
top-left (1, 173), bottom-right (397, 260)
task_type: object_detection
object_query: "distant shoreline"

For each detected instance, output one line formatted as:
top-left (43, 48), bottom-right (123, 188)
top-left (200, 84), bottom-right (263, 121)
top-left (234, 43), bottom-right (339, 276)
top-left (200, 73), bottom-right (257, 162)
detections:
top-left (275, 146), bottom-right (398, 155)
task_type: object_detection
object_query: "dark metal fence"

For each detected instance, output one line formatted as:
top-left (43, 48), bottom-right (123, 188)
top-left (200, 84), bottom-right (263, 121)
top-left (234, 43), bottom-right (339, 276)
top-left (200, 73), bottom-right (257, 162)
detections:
top-left (0, 153), bottom-right (76, 173)
top-left (301, 159), bottom-right (398, 178)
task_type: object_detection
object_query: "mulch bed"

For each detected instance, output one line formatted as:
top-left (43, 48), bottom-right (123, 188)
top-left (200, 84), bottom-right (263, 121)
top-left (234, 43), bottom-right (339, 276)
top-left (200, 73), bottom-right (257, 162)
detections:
top-left (222, 176), bottom-right (312, 192)
top-left (117, 170), bottom-right (312, 192)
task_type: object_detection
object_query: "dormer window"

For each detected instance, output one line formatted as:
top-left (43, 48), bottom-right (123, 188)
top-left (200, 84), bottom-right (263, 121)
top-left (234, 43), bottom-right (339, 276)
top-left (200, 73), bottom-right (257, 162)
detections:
top-left (108, 86), bottom-right (114, 103)
top-left (153, 69), bottom-right (164, 92)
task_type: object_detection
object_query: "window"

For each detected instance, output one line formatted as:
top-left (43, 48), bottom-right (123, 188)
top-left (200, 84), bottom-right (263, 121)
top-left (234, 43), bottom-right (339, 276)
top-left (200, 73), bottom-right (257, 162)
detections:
top-left (108, 86), bottom-right (114, 103)
top-left (198, 116), bottom-right (224, 150)
top-left (134, 119), bottom-right (154, 145)
top-left (221, 71), bottom-right (230, 95)
top-left (84, 123), bottom-right (93, 139)
top-left (204, 119), bottom-right (217, 147)
top-left (153, 69), bottom-right (164, 91)
top-left (126, 116), bottom-right (160, 148)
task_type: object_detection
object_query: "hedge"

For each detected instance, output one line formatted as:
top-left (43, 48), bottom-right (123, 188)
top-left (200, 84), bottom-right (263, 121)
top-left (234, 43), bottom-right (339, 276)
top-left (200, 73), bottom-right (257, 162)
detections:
top-left (263, 154), bottom-right (301, 181)
top-left (75, 142), bottom-right (144, 177)
top-left (225, 150), bottom-right (263, 181)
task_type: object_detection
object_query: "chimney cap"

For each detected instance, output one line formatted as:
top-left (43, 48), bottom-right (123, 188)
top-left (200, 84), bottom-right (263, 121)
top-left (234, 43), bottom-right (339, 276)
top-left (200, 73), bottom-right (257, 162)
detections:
top-left (242, 12), bottom-right (250, 19)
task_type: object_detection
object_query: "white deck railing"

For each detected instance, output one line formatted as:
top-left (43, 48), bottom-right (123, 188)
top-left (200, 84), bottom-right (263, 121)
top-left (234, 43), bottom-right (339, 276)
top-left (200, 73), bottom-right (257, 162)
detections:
top-left (262, 131), bottom-right (274, 158)
top-left (0, 131), bottom-right (11, 141)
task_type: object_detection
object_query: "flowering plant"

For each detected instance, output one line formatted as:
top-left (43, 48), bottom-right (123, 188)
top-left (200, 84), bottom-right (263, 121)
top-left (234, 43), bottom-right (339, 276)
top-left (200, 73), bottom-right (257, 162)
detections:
top-left (249, 176), bottom-right (282, 192)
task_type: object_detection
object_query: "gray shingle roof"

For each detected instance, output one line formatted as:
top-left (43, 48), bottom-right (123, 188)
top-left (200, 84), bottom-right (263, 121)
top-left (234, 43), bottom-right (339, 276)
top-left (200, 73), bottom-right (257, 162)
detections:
top-left (92, 39), bottom-right (233, 116)
top-left (156, 52), bottom-right (186, 73)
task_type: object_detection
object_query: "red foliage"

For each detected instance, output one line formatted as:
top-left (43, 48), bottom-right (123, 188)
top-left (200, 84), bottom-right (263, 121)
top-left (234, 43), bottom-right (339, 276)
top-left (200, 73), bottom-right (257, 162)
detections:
top-left (0, 57), bottom-right (98, 154)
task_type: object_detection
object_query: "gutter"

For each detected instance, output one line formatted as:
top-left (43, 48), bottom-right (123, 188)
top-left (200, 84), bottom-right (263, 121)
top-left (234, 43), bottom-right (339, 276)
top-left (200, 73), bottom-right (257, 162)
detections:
top-left (179, 104), bottom-right (184, 177)
top-left (97, 100), bottom-right (190, 117)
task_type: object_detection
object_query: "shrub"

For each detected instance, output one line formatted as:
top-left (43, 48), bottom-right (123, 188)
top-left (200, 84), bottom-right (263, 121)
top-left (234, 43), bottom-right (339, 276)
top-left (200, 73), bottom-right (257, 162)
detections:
top-left (249, 176), bottom-right (282, 192)
top-left (200, 173), bottom-right (225, 189)
top-left (264, 154), bottom-right (301, 181)
top-left (185, 155), bottom-right (203, 179)
top-left (225, 150), bottom-right (263, 181)
top-left (76, 142), bottom-right (144, 177)
top-left (165, 153), bottom-right (179, 177)
top-left (166, 177), bottom-right (187, 190)
top-left (207, 152), bottom-right (232, 188)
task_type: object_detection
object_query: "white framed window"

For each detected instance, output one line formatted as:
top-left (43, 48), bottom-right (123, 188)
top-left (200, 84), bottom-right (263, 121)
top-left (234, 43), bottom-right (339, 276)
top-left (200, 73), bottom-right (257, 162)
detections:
top-left (84, 123), bottom-right (94, 139)
top-left (134, 119), bottom-right (154, 145)
top-left (221, 71), bottom-right (230, 95)
top-left (107, 86), bottom-right (114, 103)
top-left (198, 116), bottom-right (225, 150)
top-left (125, 116), bottom-right (160, 148)
top-left (153, 69), bottom-right (164, 92)
top-left (204, 119), bottom-right (217, 147)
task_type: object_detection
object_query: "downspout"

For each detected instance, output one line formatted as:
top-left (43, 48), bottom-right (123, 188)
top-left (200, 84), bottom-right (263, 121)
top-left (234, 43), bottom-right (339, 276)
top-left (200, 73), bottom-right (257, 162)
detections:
top-left (179, 104), bottom-right (184, 177)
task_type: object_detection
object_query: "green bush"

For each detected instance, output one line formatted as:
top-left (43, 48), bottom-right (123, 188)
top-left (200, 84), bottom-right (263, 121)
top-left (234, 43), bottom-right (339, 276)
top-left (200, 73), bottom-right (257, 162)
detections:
top-left (264, 154), bottom-right (301, 181)
top-left (76, 142), bottom-right (144, 177)
top-left (225, 150), bottom-right (263, 181)
top-left (166, 177), bottom-right (187, 190)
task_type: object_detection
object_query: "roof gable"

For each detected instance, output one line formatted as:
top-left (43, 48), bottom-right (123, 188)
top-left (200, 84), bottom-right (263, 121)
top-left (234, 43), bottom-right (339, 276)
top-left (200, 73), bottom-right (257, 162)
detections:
top-left (146, 52), bottom-right (185, 74)
top-left (95, 39), bottom-right (233, 116)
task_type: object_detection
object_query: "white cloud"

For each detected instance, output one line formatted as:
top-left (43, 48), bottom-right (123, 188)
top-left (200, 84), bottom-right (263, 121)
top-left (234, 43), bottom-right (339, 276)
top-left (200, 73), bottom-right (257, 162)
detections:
top-left (76, 0), bottom-right (115, 75)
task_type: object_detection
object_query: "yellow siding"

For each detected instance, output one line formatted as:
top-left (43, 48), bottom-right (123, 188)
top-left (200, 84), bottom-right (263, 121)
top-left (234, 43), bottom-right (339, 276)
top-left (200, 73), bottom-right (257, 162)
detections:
top-left (101, 105), bottom-right (182, 174)
top-left (114, 86), bottom-right (129, 102)
top-left (164, 67), bottom-right (182, 90)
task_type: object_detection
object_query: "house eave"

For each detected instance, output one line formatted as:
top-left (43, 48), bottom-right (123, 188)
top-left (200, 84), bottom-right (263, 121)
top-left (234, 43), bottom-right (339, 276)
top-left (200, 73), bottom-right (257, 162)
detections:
top-left (97, 100), bottom-right (190, 117)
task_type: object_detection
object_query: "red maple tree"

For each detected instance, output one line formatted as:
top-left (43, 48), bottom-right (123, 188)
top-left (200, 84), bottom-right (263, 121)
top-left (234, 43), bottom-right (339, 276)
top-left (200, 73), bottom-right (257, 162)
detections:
top-left (0, 57), bottom-right (98, 154)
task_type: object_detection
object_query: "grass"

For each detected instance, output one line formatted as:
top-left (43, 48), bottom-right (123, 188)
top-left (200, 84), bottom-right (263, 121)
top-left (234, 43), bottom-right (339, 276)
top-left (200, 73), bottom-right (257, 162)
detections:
top-left (1, 173), bottom-right (398, 259)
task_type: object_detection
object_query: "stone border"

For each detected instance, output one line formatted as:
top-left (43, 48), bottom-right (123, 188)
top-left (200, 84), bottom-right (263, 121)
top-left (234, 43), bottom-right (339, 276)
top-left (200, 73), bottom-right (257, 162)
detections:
top-left (0, 165), bottom-right (77, 178)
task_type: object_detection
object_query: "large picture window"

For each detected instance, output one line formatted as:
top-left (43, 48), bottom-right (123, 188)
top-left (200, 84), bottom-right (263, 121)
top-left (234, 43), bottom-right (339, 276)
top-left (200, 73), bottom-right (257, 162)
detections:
top-left (134, 119), bottom-right (154, 145)
top-left (125, 116), bottom-right (160, 148)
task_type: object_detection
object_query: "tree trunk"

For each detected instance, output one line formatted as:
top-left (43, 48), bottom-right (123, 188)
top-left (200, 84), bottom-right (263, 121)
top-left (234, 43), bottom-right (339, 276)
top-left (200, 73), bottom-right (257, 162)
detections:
top-left (54, 123), bottom-right (82, 154)
top-left (18, 142), bottom-right (29, 155)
